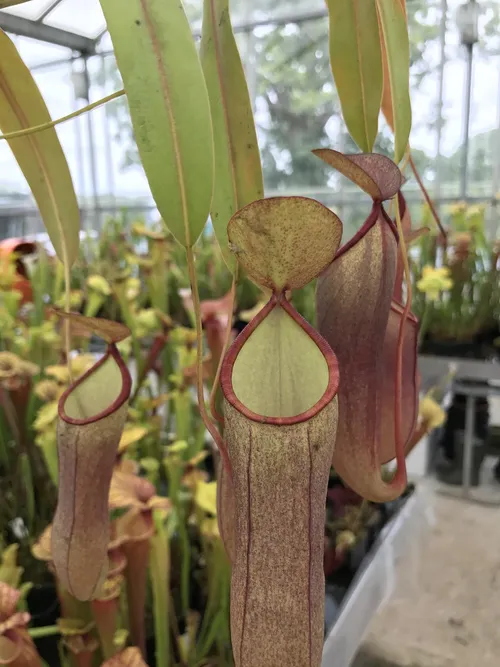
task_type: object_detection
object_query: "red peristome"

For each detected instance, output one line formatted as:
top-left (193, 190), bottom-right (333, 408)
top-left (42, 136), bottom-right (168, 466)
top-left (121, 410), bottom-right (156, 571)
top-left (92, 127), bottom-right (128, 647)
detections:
top-left (58, 344), bottom-right (132, 426)
top-left (333, 201), bottom-right (397, 263)
top-left (221, 292), bottom-right (339, 426)
top-left (316, 202), bottom-right (408, 502)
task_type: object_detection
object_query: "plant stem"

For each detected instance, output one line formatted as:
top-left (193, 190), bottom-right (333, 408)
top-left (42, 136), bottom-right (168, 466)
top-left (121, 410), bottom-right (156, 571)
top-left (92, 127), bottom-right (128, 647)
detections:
top-left (185, 247), bottom-right (230, 473)
top-left (63, 261), bottom-right (73, 385)
top-left (409, 155), bottom-right (447, 239)
top-left (417, 300), bottom-right (431, 348)
top-left (177, 504), bottom-right (190, 619)
top-left (115, 290), bottom-right (143, 383)
top-left (150, 511), bottom-right (170, 667)
top-left (29, 625), bottom-right (61, 639)
top-left (0, 388), bottom-right (21, 445)
top-left (209, 273), bottom-right (237, 426)
top-left (0, 90), bottom-right (125, 141)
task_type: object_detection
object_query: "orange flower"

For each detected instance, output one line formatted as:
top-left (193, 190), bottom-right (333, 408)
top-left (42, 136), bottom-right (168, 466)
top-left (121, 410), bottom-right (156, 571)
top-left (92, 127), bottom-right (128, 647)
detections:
top-left (102, 647), bottom-right (148, 666)
top-left (181, 288), bottom-right (235, 380)
top-left (109, 470), bottom-right (171, 525)
top-left (32, 523), bottom-right (127, 582)
top-left (0, 582), bottom-right (40, 666)
top-left (91, 575), bottom-right (124, 661)
top-left (108, 470), bottom-right (170, 655)
top-left (59, 619), bottom-right (98, 667)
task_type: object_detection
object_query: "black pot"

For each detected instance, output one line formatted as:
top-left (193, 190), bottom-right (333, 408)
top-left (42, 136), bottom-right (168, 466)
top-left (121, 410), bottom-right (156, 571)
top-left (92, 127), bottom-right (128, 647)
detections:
top-left (325, 582), bottom-right (348, 608)
top-left (28, 584), bottom-right (61, 667)
top-left (435, 381), bottom-right (490, 483)
top-left (365, 510), bottom-right (383, 550)
top-left (420, 338), bottom-right (489, 360)
top-left (347, 533), bottom-right (369, 574)
top-left (380, 495), bottom-right (404, 523)
top-left (324, 592), bottom-right (340, 637)
top-left (146, 635), bottom-right (156, 665)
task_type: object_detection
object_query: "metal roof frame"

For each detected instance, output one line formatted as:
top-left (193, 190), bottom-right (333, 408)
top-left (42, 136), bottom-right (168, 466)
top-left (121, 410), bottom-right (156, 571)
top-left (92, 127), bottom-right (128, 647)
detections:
top-left (0, 10), bottom-right (95, 52)
top-left (0, 5), bottom-right (331, 58)
top-left (0, 0), bottom-right (96, 53)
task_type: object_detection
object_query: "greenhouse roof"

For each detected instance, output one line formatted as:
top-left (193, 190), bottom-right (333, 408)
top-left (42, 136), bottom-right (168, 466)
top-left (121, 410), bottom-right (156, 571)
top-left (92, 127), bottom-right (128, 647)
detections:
top-left (0, 0), bottom-right (329, 55)
top-left (0, 0), bottom-right (103, 52)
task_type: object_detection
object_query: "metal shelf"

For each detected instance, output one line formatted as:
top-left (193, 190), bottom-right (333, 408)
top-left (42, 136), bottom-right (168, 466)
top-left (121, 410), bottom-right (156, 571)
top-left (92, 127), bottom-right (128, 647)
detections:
top-left (419, 355), bottom-right (500, 390)
top-left (322, 488), bottom-right (432, 667)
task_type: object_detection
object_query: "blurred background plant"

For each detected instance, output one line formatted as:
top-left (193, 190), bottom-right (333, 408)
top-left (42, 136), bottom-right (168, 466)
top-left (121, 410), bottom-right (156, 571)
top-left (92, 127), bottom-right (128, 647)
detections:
top-left (411, 202), bottom-right (500, 356)
top-left (0, 216), bottom-right (265, 666)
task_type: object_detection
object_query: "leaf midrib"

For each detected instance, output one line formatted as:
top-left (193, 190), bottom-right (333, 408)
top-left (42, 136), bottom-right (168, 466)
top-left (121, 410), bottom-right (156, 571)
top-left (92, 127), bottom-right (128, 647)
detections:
top-left (352, 0), bottom-right (371, 150)
top-left (139, 0), bottom-right (191, 248)
top-left (208, 0), bottom-right (239, 211)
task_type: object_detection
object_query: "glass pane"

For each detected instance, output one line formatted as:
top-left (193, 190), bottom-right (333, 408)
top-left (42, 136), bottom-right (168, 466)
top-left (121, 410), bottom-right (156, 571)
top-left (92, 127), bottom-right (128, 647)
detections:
top-left (14, 34), bottom-right (71, 68)
top-left (1, 0), bottom-right (55, 20)
top-left (183, 0), bottom-right (326, 25)
top-left (44, 0), bottom-right (105, 38)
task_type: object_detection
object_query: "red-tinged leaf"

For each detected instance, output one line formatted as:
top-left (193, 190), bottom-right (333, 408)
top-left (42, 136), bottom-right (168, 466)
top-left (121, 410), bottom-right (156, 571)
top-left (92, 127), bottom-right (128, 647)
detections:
top-left (325, 0), bottom-right (383, 152)
top-left (376, 0), bottom-right (412, 162)
top-left (52, 346), bottom-right (131, 601)
top-left (52, 310), bottom-right (130, 343)
top-left (181, 288), bottom-right (233, 325)
top-left (313, 149), bottom-right (402, 201)
top-left (379, 301), bottom-right (419, 463)
top-left (227, 197), bottom-right (342, 292)
top-left (316, 204), bottom-right (408, 502)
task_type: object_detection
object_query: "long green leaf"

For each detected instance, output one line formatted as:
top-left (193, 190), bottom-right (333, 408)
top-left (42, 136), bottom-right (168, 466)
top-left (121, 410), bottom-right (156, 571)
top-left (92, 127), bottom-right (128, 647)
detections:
top-left (200, 0), bottom-right (263, 271)
top-left (376, 0), bottom-right (411, 163)
top-left (380, 0), bottom-right (406, 131)
top-left (100, 0), bottom-right (214, 249)
top-left (325, 0), bottom-right (383, 152)
top-left (0, 30), bottom-right (79, 267)
top-left (0, 1), bottom-right (29, 7)
top-left (150, 511), bottom-right (170, 667)
top-left (19, 454), bottom-right (34, 530)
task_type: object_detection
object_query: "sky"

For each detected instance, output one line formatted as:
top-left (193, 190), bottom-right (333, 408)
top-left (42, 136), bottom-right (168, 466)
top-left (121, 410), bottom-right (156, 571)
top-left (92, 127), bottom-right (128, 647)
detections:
top-left (1, 0), bottom-right (499, 202)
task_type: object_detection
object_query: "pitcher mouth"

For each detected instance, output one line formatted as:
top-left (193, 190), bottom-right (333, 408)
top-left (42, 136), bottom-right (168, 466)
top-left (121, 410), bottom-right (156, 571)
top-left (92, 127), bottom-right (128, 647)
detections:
top-left (58, 344), bottom-right (132, 426)
top-left (220, 292), bottom-right (339, 426)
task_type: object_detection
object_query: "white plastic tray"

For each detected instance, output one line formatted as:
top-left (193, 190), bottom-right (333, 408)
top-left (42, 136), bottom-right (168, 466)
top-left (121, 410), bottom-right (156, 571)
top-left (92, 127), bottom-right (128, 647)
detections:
top-left (322, 488), bottom-right (432, 667)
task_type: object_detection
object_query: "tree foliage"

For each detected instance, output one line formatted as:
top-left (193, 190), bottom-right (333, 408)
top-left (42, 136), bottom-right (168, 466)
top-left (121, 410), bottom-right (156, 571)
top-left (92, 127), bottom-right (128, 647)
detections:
top-left (99, 0), bottom-right (496, 192)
